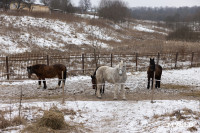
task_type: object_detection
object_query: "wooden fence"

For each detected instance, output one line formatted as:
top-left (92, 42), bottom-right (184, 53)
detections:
top-left (0, 52), bottom-right (200, 80)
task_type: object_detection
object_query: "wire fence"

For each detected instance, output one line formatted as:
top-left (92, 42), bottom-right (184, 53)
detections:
top-left (0, 52), bottom-right (200, 80)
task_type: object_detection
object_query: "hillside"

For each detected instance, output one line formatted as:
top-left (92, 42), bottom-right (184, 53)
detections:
top-left (0, 12), bottom-right (200, 55)
top-left (0, 12), bottom-right (165, 54)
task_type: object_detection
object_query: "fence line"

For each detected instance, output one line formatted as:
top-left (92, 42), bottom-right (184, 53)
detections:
top-left (0, 52), bottom-right (200, 80)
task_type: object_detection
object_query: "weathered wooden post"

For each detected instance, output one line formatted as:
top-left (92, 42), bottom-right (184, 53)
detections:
top-left (6, 56), bottom-right (9, 80)
top-left (62, 71), bottom-right (65, 104)
top-left (82, 53), bottom-right (85, 74)
top-left (151, 71), bottom-right (156, 103)
top-left (157, 52), bottom-right (160, 65)
top-left (46, 55), bottom-right (50, 66)
top-left (191, 52), bottom-right (194, 67)
top-left (111, 53), bottom-right (113, 67)
top-left (175, 52), bottom-right (178, 68)
top-left (136, 53), bottom-right (138, 71)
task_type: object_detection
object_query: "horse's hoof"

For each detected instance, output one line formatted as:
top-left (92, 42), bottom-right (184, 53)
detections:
top-left (97, 96), bottom-right (102, 99)
top-left (122, 98), bottom-right (127, 101)
top-left (113, 98), bottom-right (117, 100)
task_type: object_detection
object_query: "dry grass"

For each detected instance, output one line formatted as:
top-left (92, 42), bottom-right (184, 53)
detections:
top-left (21, 106), bottom-right (78, 133)
top-left (188, 126), bottom-right (198, 132)
top-left (162, 84), bottom-right (191, 90)
top-left (156, 108), bottom-right (200, 121)
top-left (0, 115), bottom-right (26, 129)
top-left (0, 115), bottom-right (11, 129)
top-left (181, 91), bottom-right (200, 97)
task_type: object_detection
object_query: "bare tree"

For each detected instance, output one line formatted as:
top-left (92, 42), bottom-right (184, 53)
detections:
top-left (40, 0), bottom-right (50, 6)
top-left (79, 0), bottom-right (91, 13)
top-left (98, 0), bottom-right (130, 23)
top-left (49, 0), bottom-right (75, 13)
top-left (1, 0), bottom-right (12, 11)
top-left (25, 0), bottom-right (35, 11)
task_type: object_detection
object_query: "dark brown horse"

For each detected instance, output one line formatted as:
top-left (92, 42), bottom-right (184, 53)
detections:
top-left (91, 67), bottom-right (105, 94)
top-left (27, 64), bottom-right (67, 89)
top-left (147, 58), bottom-right (162, 89)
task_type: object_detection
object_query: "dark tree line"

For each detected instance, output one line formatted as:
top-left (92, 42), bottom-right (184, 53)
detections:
top-left (131, 6), bottom-right (200, 22)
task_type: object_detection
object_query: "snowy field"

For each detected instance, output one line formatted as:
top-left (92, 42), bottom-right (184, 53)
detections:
top-left (0, 67), bottom-right (200, 132)
top-left (0, 100), bottom-right (200, 133)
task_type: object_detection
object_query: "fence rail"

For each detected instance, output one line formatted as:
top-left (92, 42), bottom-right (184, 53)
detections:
top-left (0, 52), bottom-right (200, 80)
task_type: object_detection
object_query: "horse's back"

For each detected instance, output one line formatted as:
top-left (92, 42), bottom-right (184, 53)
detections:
top-left (96, 65), bottom-right (127, 83)
top-left (96, 66), bottom-right (113, 82)
top-left (32, 64), bottom-right (66, 78)
top-left (53, 64), bottom-right (66, 71)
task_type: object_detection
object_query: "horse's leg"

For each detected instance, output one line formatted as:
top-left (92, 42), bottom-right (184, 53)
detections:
top-left (147, 76), bottom-right (150, 89)
top-left (155, 78), bottom-right (158, 88)
top-left (121, 84), bottom-right (126, 100)
top-left (113, 84), bottom-right (118, 100)
top-left (57, 78), bottom-right (61, 88)
top-left (43, 78), bottom-right (47, 89)
top-left (96, 83), bottom-right (102, 98)
top-left (103, 82), bottom-right (105, 94)
top-left (38, 78), bottom-right (42, 89)
top-left (158, 77), bottom-right (161, 88)
top-left (151, 77), bottom-right (154, 89)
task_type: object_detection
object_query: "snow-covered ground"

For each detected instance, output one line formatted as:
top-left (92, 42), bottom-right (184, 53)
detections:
top-left (0, 68), bottom-right (200, 132)
top-left (0, 100), bottom-right (199, 133)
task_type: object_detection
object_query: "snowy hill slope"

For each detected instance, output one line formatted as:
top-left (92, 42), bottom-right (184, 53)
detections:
top-left (0, 13), bottom-right (168, 54)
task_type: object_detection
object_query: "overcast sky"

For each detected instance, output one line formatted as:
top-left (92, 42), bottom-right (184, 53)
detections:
top-left (71, 0), bottom-right (200, 8)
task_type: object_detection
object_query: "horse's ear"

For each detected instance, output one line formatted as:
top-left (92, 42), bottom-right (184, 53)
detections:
top-left (153, 58), bottom-right (154, 61)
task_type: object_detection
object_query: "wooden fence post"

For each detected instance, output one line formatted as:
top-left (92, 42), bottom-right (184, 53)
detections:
top-left (151, 71), bottom-right (156, 103)
top-left (175, 52), bottom-right (178, 68)
top-left (111, 53), bottom-right (113, 67)
top-left (136, 53), bottom-right (138, 71)
top-left (191, 52), bottom-right (194, 67)
top-left (82, 53), bottom-right (85, 74)
top-left (157, 52), bottom-right (160, 65)
top-left (46, 55), bottom-right (49, 66)
top-left (6, 56), bottom-right (9, 80)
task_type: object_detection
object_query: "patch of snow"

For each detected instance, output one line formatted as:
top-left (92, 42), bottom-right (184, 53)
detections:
top-left (133, 24), bottom-right (155, 32)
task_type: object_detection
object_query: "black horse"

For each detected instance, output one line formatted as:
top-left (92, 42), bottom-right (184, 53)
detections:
top-left (27, 64), bottom-right (67, 89)
top-left (147, 58), bottom-right (162, 89)
top-left (91, 67), bottom-right (105, 94)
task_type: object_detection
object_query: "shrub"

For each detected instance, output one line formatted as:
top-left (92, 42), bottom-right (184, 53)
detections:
top-left (167, 26), bottom-right (200, 42)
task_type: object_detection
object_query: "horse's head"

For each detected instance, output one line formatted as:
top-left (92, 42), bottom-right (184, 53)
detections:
top-left (118, 60), bottom-right (126, 76)
top-left (91, 75), bottom-right (97, 90)
top-left (149, 58), bottom-right (155, 71)
top-left (27, 66), bottom-right (33, 79)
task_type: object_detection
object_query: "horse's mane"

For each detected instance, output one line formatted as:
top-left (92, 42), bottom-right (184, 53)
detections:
top-left (93, 67), bottom-right (99, 76)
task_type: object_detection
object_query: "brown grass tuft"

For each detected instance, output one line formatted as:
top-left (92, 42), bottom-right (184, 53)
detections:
top-left (188, 126), bottom-right (198, 132)
top-left (37, 107), bottom-right (66, 130)
top-left (12, 116), bottom-right (26, 126)
top-left (0, 115), bottom-right (11, 129)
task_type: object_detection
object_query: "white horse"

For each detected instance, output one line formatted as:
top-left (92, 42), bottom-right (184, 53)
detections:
top-left (96, 60), bottom-right (127, 100)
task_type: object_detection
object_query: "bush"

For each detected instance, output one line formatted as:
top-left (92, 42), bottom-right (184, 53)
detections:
top-left (167, 26), bottom-right (200, 42)
top-left (98, 0), bottom-right (130, 23)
